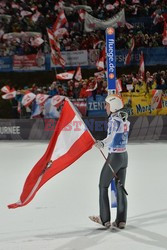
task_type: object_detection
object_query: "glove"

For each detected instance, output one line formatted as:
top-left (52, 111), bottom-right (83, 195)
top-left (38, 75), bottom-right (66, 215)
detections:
top-left (95, 140), bottom-right (104, 149)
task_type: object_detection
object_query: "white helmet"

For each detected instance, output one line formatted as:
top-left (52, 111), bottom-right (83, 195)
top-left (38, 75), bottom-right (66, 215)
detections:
top-left (105, 94), bottom-right (124, 113)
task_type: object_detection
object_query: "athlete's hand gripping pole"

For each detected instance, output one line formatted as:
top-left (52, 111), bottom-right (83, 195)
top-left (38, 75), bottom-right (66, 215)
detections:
top-left (99, 149), bottom-right (128, 196)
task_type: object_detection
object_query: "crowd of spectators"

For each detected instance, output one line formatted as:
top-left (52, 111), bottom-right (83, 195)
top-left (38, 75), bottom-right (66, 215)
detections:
top-left (0, 0), bottom-right (167, 56)
top-left (14, 68), bottom-right (167, 101)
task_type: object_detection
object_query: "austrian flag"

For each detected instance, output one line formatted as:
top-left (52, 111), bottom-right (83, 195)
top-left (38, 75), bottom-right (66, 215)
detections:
top-left (8, 98), bottom-right (95, 208)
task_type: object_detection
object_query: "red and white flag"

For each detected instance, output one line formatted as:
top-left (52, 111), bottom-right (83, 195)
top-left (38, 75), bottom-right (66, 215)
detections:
top-left (52, 10), bottom-right (68, 31)
top-left (51, 95), bottom-right (65, 108)
top-left (22, 92), bottom-right (36, 107)
top-left (20, 10), bottom-right (32, 18)
top-left (151, 89), bottom-right (162, 109)
top-left (1, 85), bottom-right (11, 93)
top-left (47, 28), bottom-right (60, 52)
top-left (96, 56), bottom-right (105, 71)
top-left (17, 101), bottom-right (21, 113)
top-left (36, 94), bottom-right (49, 105)
top-left (2, 90), bottom-right (16, 99)
top-left (51, 48), bottom-right (66, 67)
top-left (78, 9), bottom-right (86, 21)
top-left (31, 9), bottom-right (41, 23)
top-left (138, 51), bottom-right (145, 80)
top-left (162, 21), bottom-right (167, 46)
top-left (74, 66), bottom-right (82, 81)
top-left (56, 70), bottom-right (75, 80)
top-left (47, 28), bottom-right (65, 67)
top-left (116, 78), bottom-right (122, 93)
top-left (8, 98), bottom-right (95, 208)
top-left (124, 37), bottom-right (135, 65)
top-left (54, 28), bottom-right (69, 39)
top-left (30, 36), bottom-right (44, 47)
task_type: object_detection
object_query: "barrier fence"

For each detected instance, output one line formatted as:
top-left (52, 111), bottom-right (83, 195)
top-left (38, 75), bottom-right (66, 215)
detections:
top-left (0, 115), bottom-right (166, 141)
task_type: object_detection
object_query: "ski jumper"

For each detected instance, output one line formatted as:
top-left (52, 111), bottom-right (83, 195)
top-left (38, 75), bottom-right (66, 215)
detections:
top-left (99, 111), bottom-right (130, 225)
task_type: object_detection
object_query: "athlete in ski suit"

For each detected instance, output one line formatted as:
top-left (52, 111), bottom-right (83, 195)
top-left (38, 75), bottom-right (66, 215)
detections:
top-left (90, 94), bottom-right (130, 229)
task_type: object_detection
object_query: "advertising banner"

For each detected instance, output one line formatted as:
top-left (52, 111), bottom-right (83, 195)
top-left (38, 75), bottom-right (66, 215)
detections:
top-left (106, 27), bottom-right (116, 92)
top-left (51, 50), bottom-right (88, 67)
top-left (122, 92), bottom-right (167, 116)
top-left (1, 115), bottom-right (167, 141)
top-left (13, 54), bottom-right (45, 71)
top-left (87, 95), bottom-right (107, 117)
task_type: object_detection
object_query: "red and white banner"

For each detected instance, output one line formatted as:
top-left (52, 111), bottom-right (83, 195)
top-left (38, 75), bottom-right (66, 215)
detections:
top-left (13, 54), bottom-right (45, 71)
top-left (84, 9), bottom-right (125, 32)
top-left (8, 98), bottom-right (95, 208)
top-left (56, 70), bottom-right (75, 80)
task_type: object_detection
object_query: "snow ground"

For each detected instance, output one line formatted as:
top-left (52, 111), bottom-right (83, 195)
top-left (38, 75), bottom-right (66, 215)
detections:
top-left (0, 141), bottom-right (167, 250)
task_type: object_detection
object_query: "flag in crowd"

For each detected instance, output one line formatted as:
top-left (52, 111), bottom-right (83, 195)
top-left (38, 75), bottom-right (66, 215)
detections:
top-left (138, 51), bottom-right (145, 80)
top-left (73, 66), bottom-right (82, 81)
top-left (1, 85), bottom-right (16, 99)
top-left (36, 94), bottom-right (49, 106)
top-left (21, 92), bottom-right (36, 107)
top-left (56, 70), bottom-right (75, 80)
top-left (47, 28), bottom-right (65, 67)
top-left (116, 78), bottom-right (122, 93)
top-left (52, 10), bottom-right (68, 31)
top-left (151, 89), bottom-right (162, 110)
top-left (124, 37), bottom-right (135, 65)
top-left (8, 98), bottom-right (95, 208)
top-left (162, 21), bottom-right (167, 46)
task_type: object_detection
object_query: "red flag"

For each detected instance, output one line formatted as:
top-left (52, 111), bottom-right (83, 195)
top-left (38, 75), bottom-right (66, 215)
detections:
top-left (138, 51), bottom-right (145, 80)
top-left (124, 37), bottom-right (135, 65)
top-left (8, 99), bottom-right (95, 208)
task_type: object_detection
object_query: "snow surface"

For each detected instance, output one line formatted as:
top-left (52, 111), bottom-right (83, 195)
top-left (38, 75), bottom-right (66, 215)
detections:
top-left (0, 141), bottom-right (167, 250)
